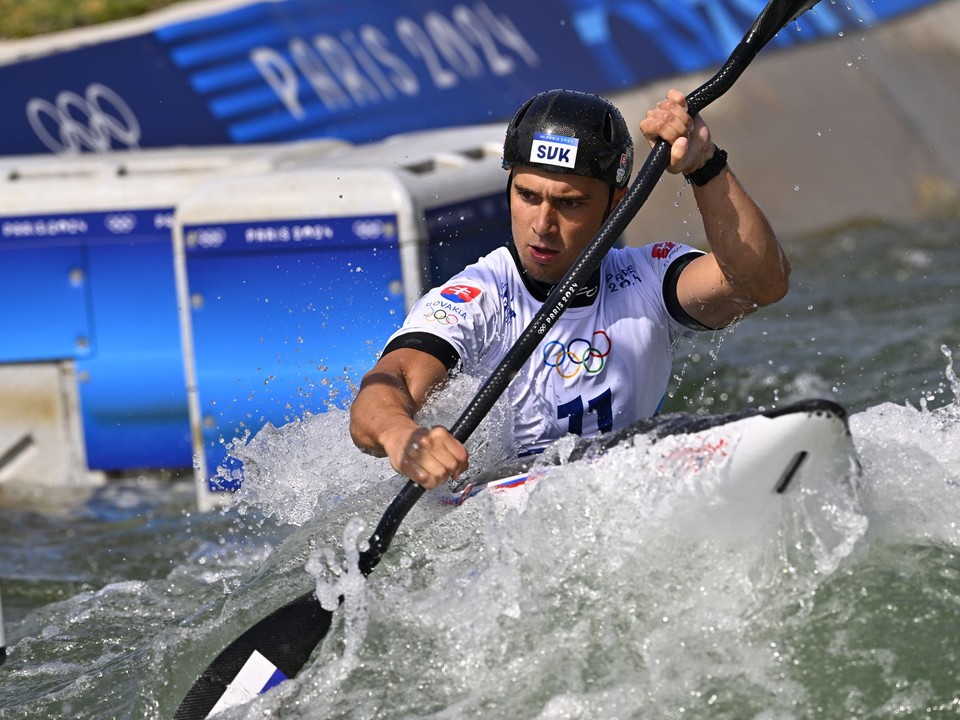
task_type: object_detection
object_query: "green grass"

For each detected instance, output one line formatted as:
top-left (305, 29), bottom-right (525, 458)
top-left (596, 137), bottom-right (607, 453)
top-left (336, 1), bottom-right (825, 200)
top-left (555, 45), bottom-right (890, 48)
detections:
top-left (0, 0), bottom-right (192, 39)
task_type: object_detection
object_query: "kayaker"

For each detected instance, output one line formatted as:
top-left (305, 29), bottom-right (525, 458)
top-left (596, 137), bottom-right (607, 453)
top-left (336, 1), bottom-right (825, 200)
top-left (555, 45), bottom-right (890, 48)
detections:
top-left (349, 88), bottom-right (790, 489)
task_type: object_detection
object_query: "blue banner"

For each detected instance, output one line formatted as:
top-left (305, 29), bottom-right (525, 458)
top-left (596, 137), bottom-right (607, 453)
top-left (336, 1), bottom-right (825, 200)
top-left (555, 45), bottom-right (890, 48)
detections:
top-left (0, 0), bottom-right (939, 156)
top-left (183, 214), bottom-right (398, 255)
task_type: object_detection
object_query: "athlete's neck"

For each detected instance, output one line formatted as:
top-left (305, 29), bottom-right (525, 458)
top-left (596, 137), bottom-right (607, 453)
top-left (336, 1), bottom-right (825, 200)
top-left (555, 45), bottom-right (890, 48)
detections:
top-left (507, 244), bottom-right (600, 306)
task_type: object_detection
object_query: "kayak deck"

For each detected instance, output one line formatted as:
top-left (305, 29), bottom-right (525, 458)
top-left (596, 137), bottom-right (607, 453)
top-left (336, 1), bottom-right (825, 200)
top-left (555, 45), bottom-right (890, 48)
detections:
top-left (441, 398), bottom-right (859, 507)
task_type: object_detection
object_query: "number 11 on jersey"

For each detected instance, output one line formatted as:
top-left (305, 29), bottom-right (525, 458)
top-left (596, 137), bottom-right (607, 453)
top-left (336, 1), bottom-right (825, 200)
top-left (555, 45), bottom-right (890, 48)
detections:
top-left (557, 388), bottom-right (613, 435)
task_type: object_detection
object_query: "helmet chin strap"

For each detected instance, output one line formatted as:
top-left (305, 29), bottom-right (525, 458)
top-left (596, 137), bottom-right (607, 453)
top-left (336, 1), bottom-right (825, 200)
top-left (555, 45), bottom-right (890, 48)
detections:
top-left (602, 185), bottom-right (616, 223)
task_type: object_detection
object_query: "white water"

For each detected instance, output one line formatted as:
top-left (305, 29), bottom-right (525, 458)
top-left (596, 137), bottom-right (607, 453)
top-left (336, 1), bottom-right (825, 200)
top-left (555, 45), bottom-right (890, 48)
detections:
top-left (189, 351), bottom-right (959, 720)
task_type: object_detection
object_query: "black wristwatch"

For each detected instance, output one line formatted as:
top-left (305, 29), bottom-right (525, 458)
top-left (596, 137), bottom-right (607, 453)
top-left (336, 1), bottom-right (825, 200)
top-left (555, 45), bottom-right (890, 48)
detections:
top-left (684, 147), bottom-right (728, 187)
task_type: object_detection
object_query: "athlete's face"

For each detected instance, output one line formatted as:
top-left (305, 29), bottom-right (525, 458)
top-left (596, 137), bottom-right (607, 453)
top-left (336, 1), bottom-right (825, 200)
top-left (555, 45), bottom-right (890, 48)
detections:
top-left (510, 167), bottom-right (625, 284)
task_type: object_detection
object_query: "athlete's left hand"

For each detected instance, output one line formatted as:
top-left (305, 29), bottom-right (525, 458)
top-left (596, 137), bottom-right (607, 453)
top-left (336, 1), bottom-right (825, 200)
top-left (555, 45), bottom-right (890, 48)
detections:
top-left (639, 88), bottom-right (715, 176)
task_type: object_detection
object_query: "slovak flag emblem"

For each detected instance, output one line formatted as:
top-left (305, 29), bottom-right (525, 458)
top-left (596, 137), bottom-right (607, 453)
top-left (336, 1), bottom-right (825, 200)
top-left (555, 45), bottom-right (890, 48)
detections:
top-left (441, 284), bottom-right (482, 303)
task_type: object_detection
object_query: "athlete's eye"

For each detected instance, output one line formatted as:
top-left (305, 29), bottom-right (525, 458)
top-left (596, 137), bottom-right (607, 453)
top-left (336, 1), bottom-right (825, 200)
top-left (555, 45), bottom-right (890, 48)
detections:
top-left (558, 197), bottom-right (583, 210)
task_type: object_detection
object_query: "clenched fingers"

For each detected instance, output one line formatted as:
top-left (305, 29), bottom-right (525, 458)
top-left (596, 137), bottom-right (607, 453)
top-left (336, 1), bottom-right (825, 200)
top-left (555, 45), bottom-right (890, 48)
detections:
top-left (639, 89), bottom-right (712, 175)
top-left (397, 425), bottom-right (469, 490)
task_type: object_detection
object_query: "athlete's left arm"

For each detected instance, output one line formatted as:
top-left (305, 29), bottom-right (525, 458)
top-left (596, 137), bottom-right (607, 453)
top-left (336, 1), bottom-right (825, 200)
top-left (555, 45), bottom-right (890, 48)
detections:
top-left (677, 166), bottom-right (790, 330)
top-left (640, 88), bottom-right (790, 330)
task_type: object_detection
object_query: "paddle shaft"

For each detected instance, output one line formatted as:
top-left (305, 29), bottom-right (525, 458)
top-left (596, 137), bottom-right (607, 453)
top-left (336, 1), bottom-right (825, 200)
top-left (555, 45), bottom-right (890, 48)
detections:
top-left (358, 0), bottom-right (819, 574)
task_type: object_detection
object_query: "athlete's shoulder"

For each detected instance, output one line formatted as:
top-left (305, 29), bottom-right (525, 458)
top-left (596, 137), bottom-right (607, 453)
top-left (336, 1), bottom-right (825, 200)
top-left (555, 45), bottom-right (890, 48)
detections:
top-left (446, 245), bottom-right (514, 284)
top-left (478, 245), bottom-right (517, 276)
top-left (423, 246), bottom-right (515, 314)
top-left (610, 240), bottom-right (698, 261)
top-left (608, 242), bottom-right (702, 273)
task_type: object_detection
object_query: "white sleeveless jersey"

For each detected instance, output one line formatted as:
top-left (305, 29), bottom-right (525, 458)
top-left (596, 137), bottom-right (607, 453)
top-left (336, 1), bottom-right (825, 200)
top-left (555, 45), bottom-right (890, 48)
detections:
top-left (385, 242), bottom-right (702, 453)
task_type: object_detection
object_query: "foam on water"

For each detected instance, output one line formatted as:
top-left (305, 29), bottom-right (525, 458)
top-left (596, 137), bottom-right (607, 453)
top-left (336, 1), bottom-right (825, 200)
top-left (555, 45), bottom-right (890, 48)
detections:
top-left (849, 346), bottom-right (960, 548)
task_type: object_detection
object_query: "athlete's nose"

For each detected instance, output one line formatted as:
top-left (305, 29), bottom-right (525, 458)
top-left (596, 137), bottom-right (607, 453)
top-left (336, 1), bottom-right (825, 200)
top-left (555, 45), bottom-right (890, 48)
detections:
top-left (531, 202), bottom-right (557, 237)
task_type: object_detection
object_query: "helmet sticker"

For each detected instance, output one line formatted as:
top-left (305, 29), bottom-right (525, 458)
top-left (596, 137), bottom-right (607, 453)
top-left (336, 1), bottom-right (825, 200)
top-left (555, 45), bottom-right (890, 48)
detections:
top-left (530, 132), bottom-right (579, 171)
top-left (616, 153), bottom-right (629, 185)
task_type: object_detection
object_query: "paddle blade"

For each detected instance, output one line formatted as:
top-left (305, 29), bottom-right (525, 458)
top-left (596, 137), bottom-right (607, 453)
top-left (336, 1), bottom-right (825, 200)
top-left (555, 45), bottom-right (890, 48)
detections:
top-left (173, 591), bottom-right (332, 720)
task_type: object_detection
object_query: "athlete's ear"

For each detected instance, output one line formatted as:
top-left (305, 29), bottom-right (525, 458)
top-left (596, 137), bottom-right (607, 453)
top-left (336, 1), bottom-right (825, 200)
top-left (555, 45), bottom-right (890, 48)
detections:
top-left (611, 186), bottom-right (628, 209)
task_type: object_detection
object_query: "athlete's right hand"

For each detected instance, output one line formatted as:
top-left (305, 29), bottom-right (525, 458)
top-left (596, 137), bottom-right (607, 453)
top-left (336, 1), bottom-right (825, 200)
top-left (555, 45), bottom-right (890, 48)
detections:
top-left (383, 423), bottom-right (469, 489)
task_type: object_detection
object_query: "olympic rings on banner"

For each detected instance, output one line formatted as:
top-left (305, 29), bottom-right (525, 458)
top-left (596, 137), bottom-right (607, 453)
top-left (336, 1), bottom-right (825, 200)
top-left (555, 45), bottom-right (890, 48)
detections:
top-left (425, 308), bottom-right (460, 325)
top-left (543, 329), bottom-right (611, 378)
top-left (26, 83), bottom-right (141, 154)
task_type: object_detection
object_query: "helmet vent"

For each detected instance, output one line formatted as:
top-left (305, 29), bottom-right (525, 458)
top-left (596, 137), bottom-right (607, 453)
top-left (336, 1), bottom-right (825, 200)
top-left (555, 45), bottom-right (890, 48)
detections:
top-left (603, 112), bottom-right (614, 143)
top-left (513, 98), bottom-right (534, 128)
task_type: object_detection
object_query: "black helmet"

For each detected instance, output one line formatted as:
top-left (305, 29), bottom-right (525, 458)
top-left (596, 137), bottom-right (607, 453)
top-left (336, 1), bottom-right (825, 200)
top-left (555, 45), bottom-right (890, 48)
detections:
top-left (502, 89), bottom-right (633, 188)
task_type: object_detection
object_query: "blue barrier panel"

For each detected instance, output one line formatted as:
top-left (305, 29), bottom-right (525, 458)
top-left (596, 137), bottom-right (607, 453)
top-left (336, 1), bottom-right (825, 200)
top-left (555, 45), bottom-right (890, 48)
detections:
top-left (79, 209), bottom-right (192, 470)
top-left (423, 193), bottom-right (511, 287)
top-left (0, 215), bottom-right (92, 361)
top-left (0, 0), bottom-right (939, 156)
top-left (0, 208), bottom-right (192, 471)
top-left (182, 214), bottom-right (405, 491)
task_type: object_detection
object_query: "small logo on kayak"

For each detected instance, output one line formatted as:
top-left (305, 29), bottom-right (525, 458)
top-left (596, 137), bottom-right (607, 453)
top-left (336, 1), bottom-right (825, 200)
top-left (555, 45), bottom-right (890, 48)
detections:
top-left (440, 284), bottom-right (482, 303)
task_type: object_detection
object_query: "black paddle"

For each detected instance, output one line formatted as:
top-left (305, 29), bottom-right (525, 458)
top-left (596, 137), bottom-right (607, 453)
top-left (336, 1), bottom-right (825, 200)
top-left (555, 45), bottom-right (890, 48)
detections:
top-left (173, 1), bottom-right (820, 715)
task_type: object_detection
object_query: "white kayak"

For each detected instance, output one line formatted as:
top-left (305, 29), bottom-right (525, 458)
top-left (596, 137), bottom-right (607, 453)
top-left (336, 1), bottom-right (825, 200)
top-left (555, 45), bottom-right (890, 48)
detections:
top-left (439, 398), bottom-right (861, 510)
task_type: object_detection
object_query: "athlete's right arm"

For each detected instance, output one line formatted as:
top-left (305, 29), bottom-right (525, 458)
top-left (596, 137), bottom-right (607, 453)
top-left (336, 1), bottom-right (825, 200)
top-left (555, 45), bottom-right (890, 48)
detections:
top-left (349, 347), bottom-right (469, 489)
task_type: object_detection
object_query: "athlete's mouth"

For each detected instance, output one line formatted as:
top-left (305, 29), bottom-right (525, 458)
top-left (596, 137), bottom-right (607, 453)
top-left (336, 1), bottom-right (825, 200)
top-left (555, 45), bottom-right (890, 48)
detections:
top-left (529, 244), bottom-right (559, 263)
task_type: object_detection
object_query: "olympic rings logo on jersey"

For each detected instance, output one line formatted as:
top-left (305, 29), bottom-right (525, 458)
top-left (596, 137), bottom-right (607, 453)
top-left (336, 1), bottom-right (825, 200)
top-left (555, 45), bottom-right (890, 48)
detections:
top-left (542, 330), bottom-right (612, 378)
top-left (425, 308), bottom-right (460, 325)
top-left (26, 83), bottom-right (141, 154)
